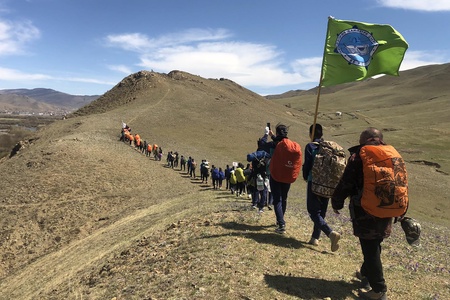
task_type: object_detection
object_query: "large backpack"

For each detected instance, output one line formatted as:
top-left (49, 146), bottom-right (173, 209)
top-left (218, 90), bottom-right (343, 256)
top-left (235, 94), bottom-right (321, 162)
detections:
top-left (360, 145), bottom-right (409, 218)
top-left (229, 172), bottom-right (237, 184)
top-left (269, 138), bottom-right (302, 184)
top-left (212, 168), bottom-right (220, 180)
top-left (311, 141), bottom-right (347, 197)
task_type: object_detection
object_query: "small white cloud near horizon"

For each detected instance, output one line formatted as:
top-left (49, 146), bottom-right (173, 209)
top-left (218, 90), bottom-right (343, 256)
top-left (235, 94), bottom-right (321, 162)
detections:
top-left (65, 77), bottom-right (116, 86)
top-left (107, 65), bottom-right (133, 75)
top-left (0, 19), bottom-right (40, 56)
top-left (0, 67), bottom-right (50, 81)
top-left (378, 0), bottom-right (450, 11)
top-left (400, 50), bottom-right (447, 70)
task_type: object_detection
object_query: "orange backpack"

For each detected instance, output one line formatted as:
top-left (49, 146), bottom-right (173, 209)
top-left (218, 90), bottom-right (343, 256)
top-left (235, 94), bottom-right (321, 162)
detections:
top-left (269, 138), bottom-right (302, 183)
top-left (360, 145), bottom-right (409, 218)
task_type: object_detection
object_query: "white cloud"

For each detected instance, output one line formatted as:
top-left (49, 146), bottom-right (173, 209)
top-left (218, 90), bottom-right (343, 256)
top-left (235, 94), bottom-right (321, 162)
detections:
top-left (0, 67), bottom-right (50, 80)
top-left (0, 67), bottom-right (114, 88)
top-left (0, 19), bottom-right (40, 55)
top-left (65, 77), bottom-right (116, 85)
top-left (103, 28), bottom-right (450, 95)
top-left (400, 50), bottom-right (448, 70)
top-left (377, 0), bottom-right (450, 11)
top-left (105, 28), bottom-right (231, 53)
top-left (107, 64), bottom-right (133, 75)
top-left (136, 40), bottom-right (310, 88)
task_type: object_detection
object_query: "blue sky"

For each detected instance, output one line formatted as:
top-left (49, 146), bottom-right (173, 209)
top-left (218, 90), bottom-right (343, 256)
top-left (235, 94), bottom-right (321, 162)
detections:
top-left (1, 0), bottom-right (449, 96)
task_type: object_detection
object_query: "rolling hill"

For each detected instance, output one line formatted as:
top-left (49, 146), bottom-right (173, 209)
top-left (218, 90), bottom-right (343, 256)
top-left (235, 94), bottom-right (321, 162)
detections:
top-left (0, 88), bottom-right (99, 113)
top-left (0, 66), bottom-right (448, 299)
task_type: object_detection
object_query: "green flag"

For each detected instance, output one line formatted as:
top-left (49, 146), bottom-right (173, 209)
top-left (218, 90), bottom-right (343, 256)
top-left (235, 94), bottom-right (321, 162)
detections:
top-left (321, 17), bottom-right (408, 87)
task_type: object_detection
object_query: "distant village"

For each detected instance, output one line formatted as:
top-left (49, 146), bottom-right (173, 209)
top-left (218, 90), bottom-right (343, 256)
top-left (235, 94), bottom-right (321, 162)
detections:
top-left (0, 109), bottom-right (72, 117)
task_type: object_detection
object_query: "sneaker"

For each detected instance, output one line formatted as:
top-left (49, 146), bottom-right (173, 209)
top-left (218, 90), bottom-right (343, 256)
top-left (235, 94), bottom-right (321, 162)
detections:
top-left (275, 225), bottom-right (286, 234)
top-left (258, 208), bottom-right (264, 213)
top-left (308, 238), bottom-right (319, 246)
top-left (329, 231), bottom-right (341, 252)
top-left (359, 289), bottom-right (387, 300)
top-left (251, 205), bottom-right (257, 209)
top-left (355, 271), bottom-right (371, 290)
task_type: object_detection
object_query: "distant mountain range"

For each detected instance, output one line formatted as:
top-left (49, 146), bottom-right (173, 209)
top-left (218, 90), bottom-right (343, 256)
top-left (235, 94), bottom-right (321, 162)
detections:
top-left (0, 88), bottom-right (99, 114)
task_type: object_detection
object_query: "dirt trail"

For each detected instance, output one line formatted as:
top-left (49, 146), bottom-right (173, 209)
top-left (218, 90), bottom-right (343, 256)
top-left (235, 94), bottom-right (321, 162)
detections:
top-left (0, 192), bottom-right (203, 299)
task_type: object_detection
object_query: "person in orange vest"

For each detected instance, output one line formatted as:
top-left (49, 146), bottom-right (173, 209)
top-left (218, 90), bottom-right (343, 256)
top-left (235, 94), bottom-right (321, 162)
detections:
top-left (332, 127), bottom-right (394, 300)
top-left (153, 144), bottom-right (159, 160)
top-left (128, 133), bottom-right (134, 145)
top-left (134, 134), bottom-right (141, 148)
top-left (147, 143), bottom-right (152, 157)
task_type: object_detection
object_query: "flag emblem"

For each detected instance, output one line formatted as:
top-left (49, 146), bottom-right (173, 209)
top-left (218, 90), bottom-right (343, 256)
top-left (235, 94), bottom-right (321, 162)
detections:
top-left (335, 26), bottom-right (379, 68)
top-left (321, 17), bottom-right (408, 87)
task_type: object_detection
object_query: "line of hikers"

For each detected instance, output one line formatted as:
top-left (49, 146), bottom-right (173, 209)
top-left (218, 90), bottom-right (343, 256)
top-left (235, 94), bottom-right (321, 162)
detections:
top-left (119, 121), bottom-right (420, 300)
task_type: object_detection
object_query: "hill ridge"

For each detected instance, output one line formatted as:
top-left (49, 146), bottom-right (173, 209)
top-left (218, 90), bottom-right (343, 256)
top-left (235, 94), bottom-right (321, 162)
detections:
top-left (0, 64), bottom-right (449, 299)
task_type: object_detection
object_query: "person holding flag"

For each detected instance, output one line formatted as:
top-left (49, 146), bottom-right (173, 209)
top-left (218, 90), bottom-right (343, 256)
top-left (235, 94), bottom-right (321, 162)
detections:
top-left (316, 17), bottom-right (408, 300)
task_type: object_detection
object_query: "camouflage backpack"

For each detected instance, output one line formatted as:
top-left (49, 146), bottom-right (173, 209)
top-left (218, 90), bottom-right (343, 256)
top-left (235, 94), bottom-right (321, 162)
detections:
top-left (311, 141), bottom-right (347, 198)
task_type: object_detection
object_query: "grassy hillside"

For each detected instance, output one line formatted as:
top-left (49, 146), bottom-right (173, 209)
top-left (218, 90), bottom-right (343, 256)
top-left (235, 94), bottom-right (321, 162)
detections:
top-left (0, 67), bottom-right (448, 299)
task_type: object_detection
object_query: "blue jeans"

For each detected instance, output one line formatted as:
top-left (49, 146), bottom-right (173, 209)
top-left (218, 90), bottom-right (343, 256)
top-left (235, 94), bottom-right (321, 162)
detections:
top-left (270, 176), bottom-right (291, 227)
top-left (253, 188), bottom-right (267, 208)
top-left (307, 181), bottom-right (332, 239)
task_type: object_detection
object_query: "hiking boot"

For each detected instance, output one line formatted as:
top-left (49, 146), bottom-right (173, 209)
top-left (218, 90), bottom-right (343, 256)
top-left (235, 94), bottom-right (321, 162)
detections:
top-left (329, 231), bottom-right (341, 252)
top-left (275, 225), bottom-right (286, 234)
top-left (359, 289), bottom-right (387, 300)
top-left (355, 271), bottom-right (371, 290)
top-left (308, 238), bottom-right (319, 246)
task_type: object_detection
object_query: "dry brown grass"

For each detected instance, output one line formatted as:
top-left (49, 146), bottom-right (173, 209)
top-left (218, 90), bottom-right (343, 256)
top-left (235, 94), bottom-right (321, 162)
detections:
top-left (0, 67), bottom-right (449, 299)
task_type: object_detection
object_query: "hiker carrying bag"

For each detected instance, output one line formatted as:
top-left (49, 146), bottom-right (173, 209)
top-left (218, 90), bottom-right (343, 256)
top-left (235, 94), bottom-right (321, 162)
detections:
top-left (269, 138), bottom-right (302, 184)
top-left (311, 141), bottom-right (347, 198)
top-left (360, 145), bottom-right (409, 218)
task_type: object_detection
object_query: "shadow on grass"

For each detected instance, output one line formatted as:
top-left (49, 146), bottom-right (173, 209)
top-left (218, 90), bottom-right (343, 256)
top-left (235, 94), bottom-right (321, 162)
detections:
top-left (206, 222), bottom-right (308, 249)
top-left (199, 186), bottom-right (214, 191)
top-left (264, 274), bottom-right (359, 299)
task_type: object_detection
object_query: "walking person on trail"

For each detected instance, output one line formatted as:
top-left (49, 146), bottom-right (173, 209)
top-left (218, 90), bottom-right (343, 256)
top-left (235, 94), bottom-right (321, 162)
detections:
top-left (224, 165), bottom-right (231, 190)
top-left (158, 147), bottom-right (163, 161)
top-left (229, 167), bottom-right (237, 194)
top-left (174, 152), bottom-right (179, 168)
top-left (180, 155), bottom-right (186, 171)
top-left (332, 127), bottom-right (409, 300)
top-left (152, 144), bottom-right (159, 160)
top-left (234, 163), bottom-right (246, 197)
top-left (190, 158), bottom-right (197, 179)
top-left (147, 143), bottom-right (152, 157)
top-left (218, 167), bottom-right (225, 189)
top-left (201, 160), bottom-right (210, 184)
top-left (259, 123), bottom-right (302, 234)
top-left (187, 156), bottom-right (192, 175)
top-left (211, 165), bottom-right (220, 190)
top-left (244, 163), bottom-right (252, 198)
top-left (302, 123), bottom-right (340, 251)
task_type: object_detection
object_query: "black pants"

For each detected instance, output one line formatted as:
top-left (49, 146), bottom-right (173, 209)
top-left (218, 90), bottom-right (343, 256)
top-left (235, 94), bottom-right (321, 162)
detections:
top-left (359, 238), bottom-right (387, 293)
